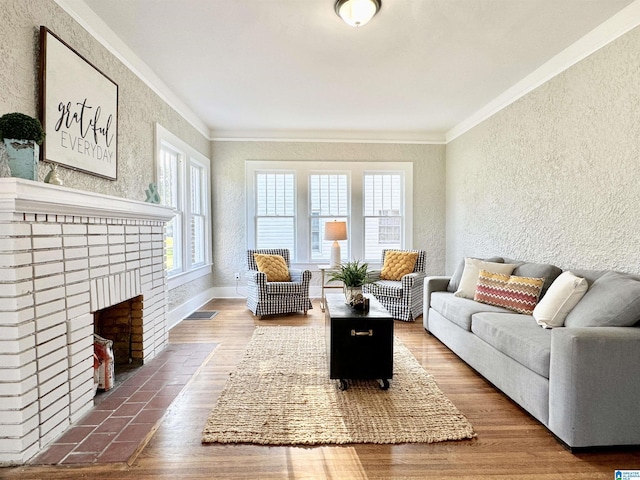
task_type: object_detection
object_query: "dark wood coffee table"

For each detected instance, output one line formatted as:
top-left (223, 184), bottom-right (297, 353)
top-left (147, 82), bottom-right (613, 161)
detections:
top-left (324, 293), bottom-right (394, 390)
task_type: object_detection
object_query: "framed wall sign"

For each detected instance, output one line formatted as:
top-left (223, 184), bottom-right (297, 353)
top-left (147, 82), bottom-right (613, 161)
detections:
top-left (39, 26), bottom-right (118, 180)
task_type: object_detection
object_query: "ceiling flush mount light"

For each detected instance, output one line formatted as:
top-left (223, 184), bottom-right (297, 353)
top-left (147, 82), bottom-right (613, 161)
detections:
top-left (335, 0), bottom-right (381, 27)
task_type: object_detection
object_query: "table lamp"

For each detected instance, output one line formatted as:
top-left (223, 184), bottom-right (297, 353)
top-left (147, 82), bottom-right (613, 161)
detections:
top-left (325, 221), bottom-right (347, 267)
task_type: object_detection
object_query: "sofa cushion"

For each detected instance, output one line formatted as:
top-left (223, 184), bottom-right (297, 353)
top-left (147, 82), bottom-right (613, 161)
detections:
top-left (447, 256), bottom-right (504, 293)
top-left (564, 271), bottom-right (640, 328)
top-left (474, 271), bottom-right (544, 314)
top-left (266, 281), bottom-right (302, 294)
top-left (471, 312), bottom-right (552, 378)
top-left (566, 269), bottom-right (608, 285)
top-left (533, 271), bottom-right (588, 328)
top-left (365, 280), bottom-right (402, 299)
top-left (430, 291), bottom-right (512, 331)
top-left (380, 250), bottom-right (418, 281)
top-left (454, 258), bottom-right (517, 299)
top-left (510, 261), bottom-right (562, 298)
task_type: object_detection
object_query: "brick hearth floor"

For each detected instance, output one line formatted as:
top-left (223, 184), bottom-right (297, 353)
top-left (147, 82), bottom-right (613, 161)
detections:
top-left (31, 342), bottom-right (217, 465)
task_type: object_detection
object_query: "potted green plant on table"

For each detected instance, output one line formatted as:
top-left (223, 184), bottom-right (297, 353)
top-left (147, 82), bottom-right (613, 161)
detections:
top-left (328, 260), bottom-right (373, 305)
top-left (0, 112), bottom-right (45, 180)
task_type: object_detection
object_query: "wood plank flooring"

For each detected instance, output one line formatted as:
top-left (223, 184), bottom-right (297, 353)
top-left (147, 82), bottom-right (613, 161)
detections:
top-left (4, 298), bottom-right (639, 479)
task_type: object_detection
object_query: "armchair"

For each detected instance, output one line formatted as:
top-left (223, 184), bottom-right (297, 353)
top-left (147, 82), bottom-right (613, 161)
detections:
top-left (246, 249), bottom-right (313, 319)
top-left (363, 249), bottom-right (426, 322)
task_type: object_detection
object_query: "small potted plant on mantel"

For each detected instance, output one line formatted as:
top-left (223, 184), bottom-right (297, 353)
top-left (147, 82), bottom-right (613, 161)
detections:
top-left (328, 259), bottom-right (373, 305)
top-left (0, 112), bottom-right (45, 180)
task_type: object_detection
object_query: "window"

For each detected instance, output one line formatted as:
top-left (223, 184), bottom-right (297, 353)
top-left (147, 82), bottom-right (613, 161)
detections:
top-left (156, 124), bottom-right (212, 289)
top-left (189, 161), bottom-right (207, 266)
top-left (158, 142), bottom-right (183, 275)
top-left (254, 172), bottom-right (296, 254)
top-left (363, 173), bottom-right (403, 260)
top-left (246, 161), bottom-right (412, 266)
top-left (309, 173), bottom-right (349, 261)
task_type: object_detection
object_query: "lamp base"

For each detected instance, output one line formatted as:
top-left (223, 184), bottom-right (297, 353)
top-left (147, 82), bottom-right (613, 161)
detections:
top-left (330, 241), bottom-right (341, 267)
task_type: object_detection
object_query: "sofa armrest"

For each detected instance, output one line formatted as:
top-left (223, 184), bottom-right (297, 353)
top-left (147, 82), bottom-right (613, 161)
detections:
top-left (368, 270), bottom-right (381, 281)
top-left (246, 270), bottom-right (267, 286)
top-left (289, 268), bottom-right (303, 282)
top-left (290, 268), bottom-right (312, 287)
top-left (549, 326), bottom-right (640, 448)
top-left (401, 271), bottom-right (426, 287)
top-left (423, 276), bottom-right (451, 331)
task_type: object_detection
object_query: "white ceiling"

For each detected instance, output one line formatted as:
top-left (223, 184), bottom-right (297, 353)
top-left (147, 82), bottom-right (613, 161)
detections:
top-left (72, 0), bottom-right (637, 142)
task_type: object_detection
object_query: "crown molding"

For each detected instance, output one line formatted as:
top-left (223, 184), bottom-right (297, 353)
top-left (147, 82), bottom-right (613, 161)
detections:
top-left (446, 0), bottom-right (640, 143)
top-left (53, 0), bottom-right (210, 139)
top-left (210, 129), bottom-right (446, 144)
top-left (53, 0), bottom-right (640, 146)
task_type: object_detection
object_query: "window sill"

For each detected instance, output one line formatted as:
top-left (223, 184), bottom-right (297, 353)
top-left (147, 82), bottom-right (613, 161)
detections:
top-left (168, 264), bottom-right (212, 290)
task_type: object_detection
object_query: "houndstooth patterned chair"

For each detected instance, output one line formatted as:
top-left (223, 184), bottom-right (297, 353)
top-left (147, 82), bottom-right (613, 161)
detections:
top-left (363, 249), bottom-right (426, 322)
top-left (246, 249), bottom-right (313, 319)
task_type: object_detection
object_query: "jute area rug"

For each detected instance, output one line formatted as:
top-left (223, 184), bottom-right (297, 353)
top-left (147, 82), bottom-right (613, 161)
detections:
top-left (201, 326), bottom-right (475, 445)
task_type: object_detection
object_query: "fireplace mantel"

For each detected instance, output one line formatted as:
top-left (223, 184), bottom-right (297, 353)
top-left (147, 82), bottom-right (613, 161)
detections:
top-left (0, 178), bottom-right (175, 221)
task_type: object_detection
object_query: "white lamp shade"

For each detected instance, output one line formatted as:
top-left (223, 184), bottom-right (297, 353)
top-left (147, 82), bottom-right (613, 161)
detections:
top-left (335, 0), bottom-right (380, 27)
top-left (324, 221), bottom-right (347, 241)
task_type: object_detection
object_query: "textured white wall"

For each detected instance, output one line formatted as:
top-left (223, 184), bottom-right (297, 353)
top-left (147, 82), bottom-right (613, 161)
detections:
top-left (446, 25), bottom-right (640, 275)
top-left (0, 0), bottom-right (214, 309)
top-left (14, 0), bottom-right (633, 300)
top-left (210, 141), bottom-right (446, 287)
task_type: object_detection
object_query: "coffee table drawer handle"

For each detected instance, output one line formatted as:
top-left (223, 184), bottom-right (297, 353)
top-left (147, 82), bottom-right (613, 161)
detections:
top-left (351, 329), bottom-right (373, 337)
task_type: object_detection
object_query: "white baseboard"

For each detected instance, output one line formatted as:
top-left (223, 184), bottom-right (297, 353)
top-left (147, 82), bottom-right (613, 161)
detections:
top-left (167, 287), bottom-right (216, 330)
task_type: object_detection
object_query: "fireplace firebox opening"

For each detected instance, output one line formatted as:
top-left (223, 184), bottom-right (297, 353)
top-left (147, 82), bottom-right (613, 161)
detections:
top-left (93, 295), bottom-right (144, 390)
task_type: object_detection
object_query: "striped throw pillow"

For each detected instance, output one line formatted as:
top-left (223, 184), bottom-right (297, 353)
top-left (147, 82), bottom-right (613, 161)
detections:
top-left (474, 270), bottom-right (544, 315)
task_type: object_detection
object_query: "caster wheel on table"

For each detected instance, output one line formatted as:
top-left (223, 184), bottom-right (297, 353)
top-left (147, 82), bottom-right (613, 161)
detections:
top-left (338, 379), bottom-right (348, 391)
top-left (379, 379), bottom-right (390, 390)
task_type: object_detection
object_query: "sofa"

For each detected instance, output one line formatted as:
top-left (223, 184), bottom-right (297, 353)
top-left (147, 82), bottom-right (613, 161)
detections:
top-left (423, 256), bottom-right (640, 449)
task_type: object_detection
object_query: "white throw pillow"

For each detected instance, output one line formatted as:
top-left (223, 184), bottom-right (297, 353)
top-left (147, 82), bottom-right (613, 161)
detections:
top-left (454, 258), bottom-right (517, 299)
top-left (533, 271), bottom-right (588, 329)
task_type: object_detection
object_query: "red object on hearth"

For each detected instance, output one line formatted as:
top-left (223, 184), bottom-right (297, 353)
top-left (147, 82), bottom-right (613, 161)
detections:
top-left (94, 334), bottom-right (114, 391)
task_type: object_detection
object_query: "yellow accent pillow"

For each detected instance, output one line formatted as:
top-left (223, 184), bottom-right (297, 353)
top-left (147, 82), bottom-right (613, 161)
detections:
top-left (253, 254), bottom-right (291, 282)
top-left (380, 251), bottom-right (419, 281)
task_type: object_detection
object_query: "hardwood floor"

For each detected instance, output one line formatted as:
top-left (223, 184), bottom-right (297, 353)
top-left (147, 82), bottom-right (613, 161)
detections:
top-left (4, 298), bottom-right (639, 479)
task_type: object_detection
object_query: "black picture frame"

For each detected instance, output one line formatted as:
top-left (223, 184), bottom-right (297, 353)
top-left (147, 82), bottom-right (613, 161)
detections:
top-left (39, 26), bottom-right (118, 180)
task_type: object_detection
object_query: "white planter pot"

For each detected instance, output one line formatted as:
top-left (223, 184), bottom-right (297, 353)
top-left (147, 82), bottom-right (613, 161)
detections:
top-left (343, 285), bottom-right (363, 305)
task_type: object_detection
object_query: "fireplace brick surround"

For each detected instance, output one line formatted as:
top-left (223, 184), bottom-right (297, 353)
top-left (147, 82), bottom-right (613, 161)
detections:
top-left (0, 178), bottom-right (174, 465)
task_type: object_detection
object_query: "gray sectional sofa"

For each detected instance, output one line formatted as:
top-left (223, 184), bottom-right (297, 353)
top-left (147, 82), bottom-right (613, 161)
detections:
top-left (423, 257), bottom-right (640, 449)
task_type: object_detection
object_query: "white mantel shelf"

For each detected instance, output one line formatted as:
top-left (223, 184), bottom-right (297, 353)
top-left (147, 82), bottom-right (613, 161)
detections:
top-left (0, 178), bottom-right (175, 221)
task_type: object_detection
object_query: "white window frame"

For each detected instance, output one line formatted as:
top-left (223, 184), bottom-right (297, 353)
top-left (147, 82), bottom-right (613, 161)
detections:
top-left (155, 123), bottom-right (212, 289)
top-left (309, 171), bottom-right (350, 263)
top-left (254, 170), bottom-right (297, 255)
top-left (246, 161), bottom-right (413, 268)
top-left (362, 171), bottom-right (406, 260)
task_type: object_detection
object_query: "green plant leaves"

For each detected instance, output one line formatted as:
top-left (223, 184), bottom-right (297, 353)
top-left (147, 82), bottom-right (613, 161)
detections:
top-left (0, 112), bottom-right (45, 145)
top-left (327, 260), bottom-right (373, 287)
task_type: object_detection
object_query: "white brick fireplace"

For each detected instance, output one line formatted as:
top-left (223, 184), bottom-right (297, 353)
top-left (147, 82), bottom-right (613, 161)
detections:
top-left (0, 178), bottom-right (174, 465)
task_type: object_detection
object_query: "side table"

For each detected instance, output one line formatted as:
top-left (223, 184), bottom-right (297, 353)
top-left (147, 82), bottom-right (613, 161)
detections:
top-left (318, 265), bottom-right (342, 312)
